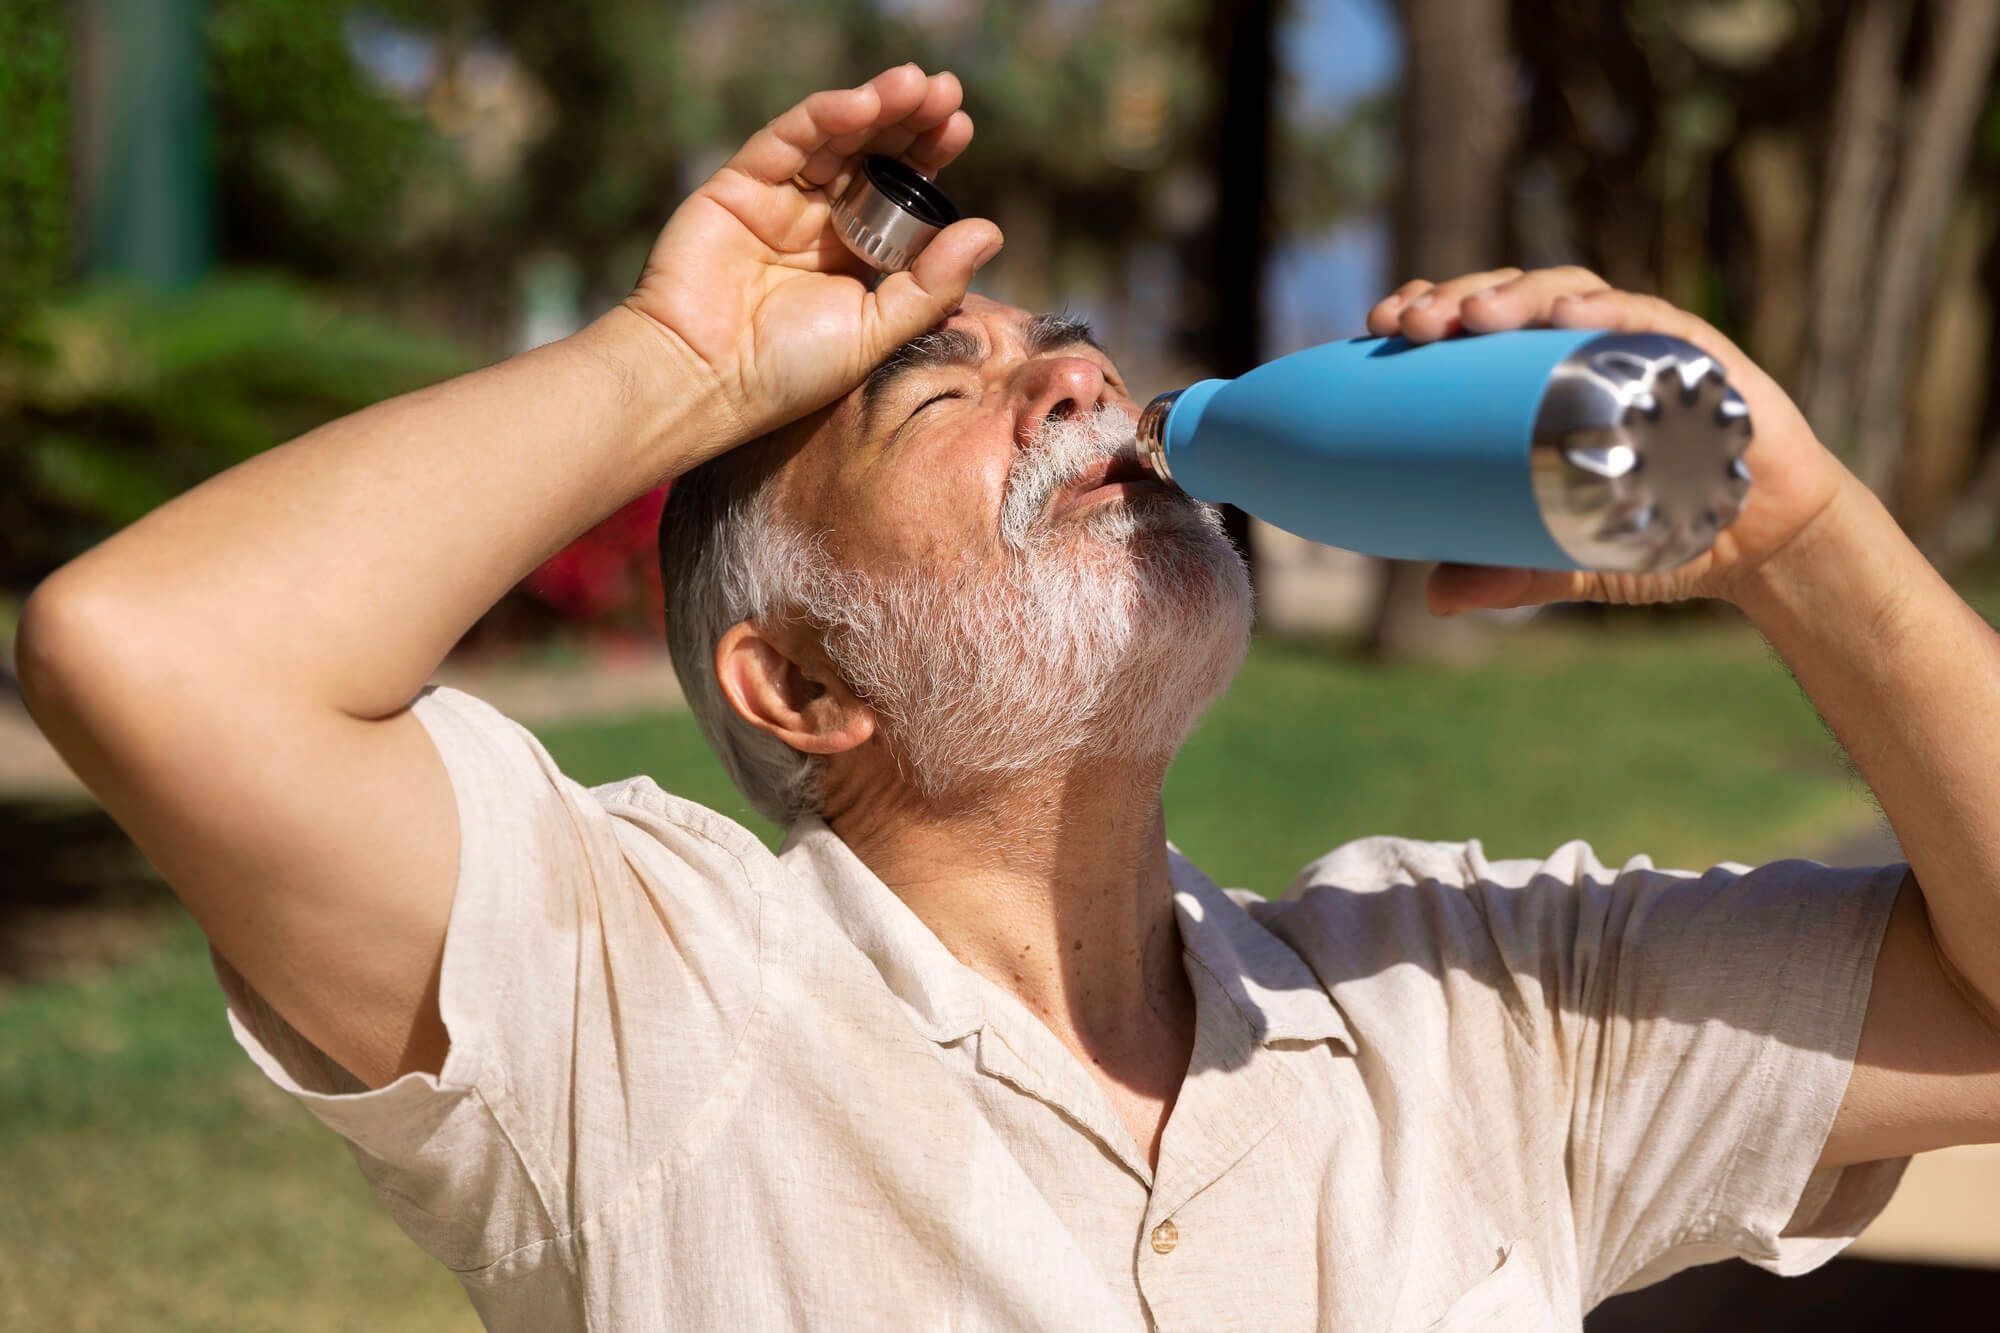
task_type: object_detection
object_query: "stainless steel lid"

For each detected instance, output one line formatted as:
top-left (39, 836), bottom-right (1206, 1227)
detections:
top-left (1135, 388), bottom-right (1182, 484)
top-left (831, 155), bottom-right (961, 276)
top-left (1531, 333), bottom-right (1754, 572)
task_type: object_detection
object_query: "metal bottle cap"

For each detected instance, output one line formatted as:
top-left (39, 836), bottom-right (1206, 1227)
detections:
top-left (1135, 389), bottom-right (1183, 484)
top-left (1530, 333), bottom-right (1753, 572)
top-left (831, 155), bottom-right (962, 276)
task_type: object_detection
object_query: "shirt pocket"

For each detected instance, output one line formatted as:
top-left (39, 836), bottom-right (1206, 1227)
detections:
top-left (1424, 1243), bottom-right (1554, 1331)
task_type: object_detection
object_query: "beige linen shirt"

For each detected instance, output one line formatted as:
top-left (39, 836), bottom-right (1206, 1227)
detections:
top-left (211, 685), bottom-right (1909, 1330)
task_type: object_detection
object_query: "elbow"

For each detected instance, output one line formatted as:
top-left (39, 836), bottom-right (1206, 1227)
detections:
top-left (14, 573), bottom-right (132, 728)
top-left (17, 575), bottom-right (289, 804)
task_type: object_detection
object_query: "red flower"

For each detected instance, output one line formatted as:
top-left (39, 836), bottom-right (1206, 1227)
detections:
top-left (524, 485), bottom-right (669, 635)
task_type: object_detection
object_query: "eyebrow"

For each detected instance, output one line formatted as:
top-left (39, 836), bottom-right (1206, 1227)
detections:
top-left (1023, 311), bottom-right (1108, 359)
top-left (857, 312), bottom-right (1112, 440)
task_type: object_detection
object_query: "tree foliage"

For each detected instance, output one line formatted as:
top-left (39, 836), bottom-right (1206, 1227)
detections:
top-left (1366, 0), bottom-right (2000, 661)
top-left (0, 277), bottom-right (466, 588)
top-left (8, 0), bottom-right (1398, 620)
top-left (207, 0), bottom-right (441, 277)
top-left (0, 0), bottom-right (70, 335)
top-left (1510, 0), bottom-right (1998, 540)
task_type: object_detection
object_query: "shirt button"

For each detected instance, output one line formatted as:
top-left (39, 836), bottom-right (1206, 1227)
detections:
top-left (1150, 1219), bottom-right (1179, 1254)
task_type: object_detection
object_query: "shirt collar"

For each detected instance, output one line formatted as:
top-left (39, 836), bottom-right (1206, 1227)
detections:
top-left (1168, 848), bottom-right (1356, 1052)
top-left (777, 815), bottom-right (987, 1044)
top-left (777, 815), bottom-right (1354, 1054)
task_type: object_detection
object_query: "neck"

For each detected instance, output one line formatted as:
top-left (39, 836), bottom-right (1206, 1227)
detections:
top-left (826, 754), bottom-right (1195, 1069)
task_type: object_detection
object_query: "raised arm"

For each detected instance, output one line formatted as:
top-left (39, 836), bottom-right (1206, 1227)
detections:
top-left (1366, 267), bottom-right (2000, 1167)
top-left (13, 65), bottom-right (1000, 1089)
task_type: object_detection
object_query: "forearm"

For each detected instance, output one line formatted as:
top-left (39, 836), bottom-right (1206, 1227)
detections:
top-left (24, 306), bottom-right (724, 722)
top-left (1735, 474), bottom-right (2000, 1012)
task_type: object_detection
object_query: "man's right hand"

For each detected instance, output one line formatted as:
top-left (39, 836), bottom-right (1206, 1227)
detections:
top-left (10, 76), bottom-right (1001, 1095)
top-left (625, 64), bottom-right (1004, 451)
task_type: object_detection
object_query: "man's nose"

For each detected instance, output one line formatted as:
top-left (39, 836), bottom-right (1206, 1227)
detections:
top-left (1017, 355), bottom-right (1110, 440)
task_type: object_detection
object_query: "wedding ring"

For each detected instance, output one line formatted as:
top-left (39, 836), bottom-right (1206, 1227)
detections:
top-left (789, 172), bottom-right (818, 193)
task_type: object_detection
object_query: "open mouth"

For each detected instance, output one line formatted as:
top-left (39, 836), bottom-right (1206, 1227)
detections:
top-left (1052, 452), bottom-right (1164, 516)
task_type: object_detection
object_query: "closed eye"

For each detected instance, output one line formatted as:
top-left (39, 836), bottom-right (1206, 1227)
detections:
top-left (906, 388), bottom-right (967, 424)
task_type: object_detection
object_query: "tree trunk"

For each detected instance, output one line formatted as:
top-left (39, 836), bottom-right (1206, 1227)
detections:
top-left (1850, 0), bottom-right (2000, 499)
top-left (1364, 0), bottom-right (1515, 662)
top-left (1798, 0), bottom-right (1913, 447)
top-left (1904, 198), bottom-right (1995, 541)
top-left (1393, 0), bottom-right (1514, 280)
top-left (1731, 130), bottom-right (1813, 389)
top-left (995, 191), bottom-right (1054, 315)
top-left (1182, 0), bottom-right (1281, 588)
top-left (1509, 2), bottom-right (1659, 294)
top-left (1921, 425), bottom-right (2000, 575)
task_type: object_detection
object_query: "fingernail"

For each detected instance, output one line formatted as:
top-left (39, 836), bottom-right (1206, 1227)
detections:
top-left (1470, 286), bottom-right (1498, 302)
top-left (1407, 292), bottom-right (1434, 311)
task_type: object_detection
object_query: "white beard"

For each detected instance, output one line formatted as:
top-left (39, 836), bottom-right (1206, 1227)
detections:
top-left (791, 405), bottom-right (1253, 801)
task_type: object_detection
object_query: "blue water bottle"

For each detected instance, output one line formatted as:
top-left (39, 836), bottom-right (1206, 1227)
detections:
top-left (1133, 331), bottom-right (1755, 573)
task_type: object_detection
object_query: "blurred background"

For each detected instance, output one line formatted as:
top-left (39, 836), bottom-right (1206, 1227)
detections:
top-left (3, 0), bottom-right (1999, 1327)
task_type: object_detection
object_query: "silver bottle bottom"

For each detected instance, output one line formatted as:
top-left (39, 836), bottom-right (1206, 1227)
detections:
top-left (1530, 333), bottom-right (1753, 573)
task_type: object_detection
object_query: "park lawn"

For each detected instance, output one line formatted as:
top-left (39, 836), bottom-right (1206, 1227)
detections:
top-left (0, 620), bottom-right (1876, 1330)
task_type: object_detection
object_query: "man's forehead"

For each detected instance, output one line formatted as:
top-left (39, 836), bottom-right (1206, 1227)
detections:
top-left (773, 302), bottom-right (1114, 516)
top-left (951, 299), bottom-right (1110, 361)
top-left (881, 301), bottom-right (1104, 365)
top-left (848, 303), bottom-right (1110, 428)
top-left (936, 294), bottom-right (1076, 347)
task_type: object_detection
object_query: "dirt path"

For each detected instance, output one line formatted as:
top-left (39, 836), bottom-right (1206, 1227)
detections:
top-left (0, 688), bottom-right (86, 797)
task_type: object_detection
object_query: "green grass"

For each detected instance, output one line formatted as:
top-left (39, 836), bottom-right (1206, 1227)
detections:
top-left (1167, 623), bottom-right (1870, 886)
top-left (0, 913), bottom-right (483, 1331)
top-left (0, 622), bottom-right (1875, 1328)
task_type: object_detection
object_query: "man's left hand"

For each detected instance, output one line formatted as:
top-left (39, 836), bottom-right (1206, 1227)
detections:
top-left (1378, 268), bottom-right (2000, 1171)
top-left (1365, 266), bottom-right (1853, 614)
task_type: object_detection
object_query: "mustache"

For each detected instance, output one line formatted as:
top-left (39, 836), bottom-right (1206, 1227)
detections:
top-left (998, 404), bottom-right (1146, 546)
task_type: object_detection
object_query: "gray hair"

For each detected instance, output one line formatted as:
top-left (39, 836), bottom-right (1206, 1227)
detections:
top-left (657, 448), bottom-right (823, 823)
top-left (657, 405), bottom-right (1251, 823)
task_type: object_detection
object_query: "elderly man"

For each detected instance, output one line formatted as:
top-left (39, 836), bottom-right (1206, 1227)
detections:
top-left (18, 66), bottom-right (2000, 1330)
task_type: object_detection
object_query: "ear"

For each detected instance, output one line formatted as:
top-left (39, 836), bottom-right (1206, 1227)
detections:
top-left (713, 620), bottom-right (875, 756)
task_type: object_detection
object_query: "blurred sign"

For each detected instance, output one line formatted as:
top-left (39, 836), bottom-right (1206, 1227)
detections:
top-left (79, 0), bottom-right (212, 287)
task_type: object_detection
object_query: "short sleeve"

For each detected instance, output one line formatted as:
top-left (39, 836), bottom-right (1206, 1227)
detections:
top-left (1464, 840), bottom-right (1909, 1304)
top-left (209, 684), bottom-right (768, 1274)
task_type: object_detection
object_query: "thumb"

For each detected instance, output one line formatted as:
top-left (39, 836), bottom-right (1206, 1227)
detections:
top-left (867, 218), bottom-right (1004, 350)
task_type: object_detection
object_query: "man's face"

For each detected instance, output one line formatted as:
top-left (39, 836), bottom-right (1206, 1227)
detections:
top-left (763, 295), bottom-right (1252, 799)
top-left (786, 295), bottom-right (1151, 573)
